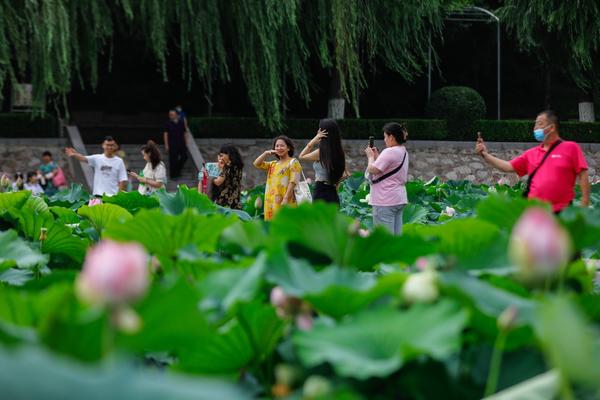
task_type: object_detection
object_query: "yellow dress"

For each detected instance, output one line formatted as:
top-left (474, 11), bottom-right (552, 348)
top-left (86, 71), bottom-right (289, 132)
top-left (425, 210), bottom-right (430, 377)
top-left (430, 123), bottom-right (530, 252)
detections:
top-left (256, 158), bottom-right (302, 220)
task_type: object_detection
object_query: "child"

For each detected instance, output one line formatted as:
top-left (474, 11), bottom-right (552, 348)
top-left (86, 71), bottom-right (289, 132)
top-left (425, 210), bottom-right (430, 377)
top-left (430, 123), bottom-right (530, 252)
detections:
top-left (12, 172), bottom-right (24, 191)
top-left (24, 172), bottom-right (45, 196)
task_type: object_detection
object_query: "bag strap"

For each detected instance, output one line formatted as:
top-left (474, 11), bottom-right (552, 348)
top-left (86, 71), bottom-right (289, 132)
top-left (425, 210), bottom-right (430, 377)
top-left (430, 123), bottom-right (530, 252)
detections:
top-left (523, 140), bottom-right (562, 198)
top-left (292, 158), bottom-right (307, 182)
top-left (371, 151), bottom-right (407, 185)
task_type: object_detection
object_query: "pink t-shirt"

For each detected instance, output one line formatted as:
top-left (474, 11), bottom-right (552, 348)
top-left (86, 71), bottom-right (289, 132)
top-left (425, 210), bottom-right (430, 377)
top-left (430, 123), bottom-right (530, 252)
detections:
top-left (369, 146), bottom-right (409, 206)
top-left (510, 140), bottom-right (588, 212)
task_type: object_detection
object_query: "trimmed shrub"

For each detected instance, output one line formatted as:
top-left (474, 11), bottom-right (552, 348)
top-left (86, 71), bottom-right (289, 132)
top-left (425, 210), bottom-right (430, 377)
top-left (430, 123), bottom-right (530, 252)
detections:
top-left (426, 86), bottom-right (486, 139)
top-left (0, 113), bottom-right (58, 137)
top-left (189, 118), bottom-right (447, 140)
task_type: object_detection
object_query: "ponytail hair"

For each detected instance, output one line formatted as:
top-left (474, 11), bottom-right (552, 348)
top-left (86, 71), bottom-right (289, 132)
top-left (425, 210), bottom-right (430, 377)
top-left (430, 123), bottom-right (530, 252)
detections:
top-left (382, 122), bottom-right (407, 144)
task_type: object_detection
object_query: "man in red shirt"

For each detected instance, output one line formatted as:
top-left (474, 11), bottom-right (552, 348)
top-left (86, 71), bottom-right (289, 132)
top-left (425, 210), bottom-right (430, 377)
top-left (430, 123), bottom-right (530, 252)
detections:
top-left (475, 110), bottom-right (590, 212)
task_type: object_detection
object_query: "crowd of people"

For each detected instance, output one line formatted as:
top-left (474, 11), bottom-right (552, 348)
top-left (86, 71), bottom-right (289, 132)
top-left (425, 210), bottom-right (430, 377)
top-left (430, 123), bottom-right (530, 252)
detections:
top-left (0, 151), bottom-right (69, 196)
top-left (1, 108), bottom-right (591, 235)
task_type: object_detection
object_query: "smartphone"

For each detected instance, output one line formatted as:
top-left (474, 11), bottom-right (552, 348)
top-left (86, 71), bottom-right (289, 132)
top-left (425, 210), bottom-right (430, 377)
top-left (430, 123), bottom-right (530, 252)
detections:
top-left (368, 136), bottom-right (375, 148)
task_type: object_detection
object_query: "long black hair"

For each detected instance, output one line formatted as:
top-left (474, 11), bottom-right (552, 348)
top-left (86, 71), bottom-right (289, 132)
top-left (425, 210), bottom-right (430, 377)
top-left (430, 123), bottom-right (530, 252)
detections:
top-left (219, 144), bottom-right (244, 169)
top-left (318, 118), bottom-right (346, 184)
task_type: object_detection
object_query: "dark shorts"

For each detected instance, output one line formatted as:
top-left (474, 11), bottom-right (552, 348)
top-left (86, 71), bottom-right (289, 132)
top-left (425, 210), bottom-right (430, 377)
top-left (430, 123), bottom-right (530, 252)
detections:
top-left (313, 181), bottom-right (339, 205)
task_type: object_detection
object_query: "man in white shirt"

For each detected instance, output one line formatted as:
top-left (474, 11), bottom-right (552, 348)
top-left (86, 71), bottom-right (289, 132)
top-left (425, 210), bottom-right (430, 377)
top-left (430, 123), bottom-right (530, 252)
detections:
top-left (65, 136), bottom-right (128, 196)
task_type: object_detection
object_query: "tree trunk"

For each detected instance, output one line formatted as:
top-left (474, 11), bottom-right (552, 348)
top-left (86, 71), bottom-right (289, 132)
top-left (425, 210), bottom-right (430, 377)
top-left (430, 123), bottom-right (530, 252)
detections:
top-left (578, 85), bottom-right (595, 122)
top-left (327, 68), bottom-right (345, 119)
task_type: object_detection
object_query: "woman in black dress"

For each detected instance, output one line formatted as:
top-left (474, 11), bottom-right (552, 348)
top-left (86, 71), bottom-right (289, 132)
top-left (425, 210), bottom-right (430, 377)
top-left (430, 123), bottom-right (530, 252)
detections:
top-left (212, 144), bottom-right (244, 209)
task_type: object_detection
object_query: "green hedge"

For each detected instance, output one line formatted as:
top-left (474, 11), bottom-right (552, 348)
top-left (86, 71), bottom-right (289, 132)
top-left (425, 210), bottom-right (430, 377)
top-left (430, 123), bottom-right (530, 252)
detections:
top-left (190, 117), bottom-right (600, 143)
top-left (475, 120), bottom-right (600, 142)
top-left (0, 113), bottom-right (58, 137)
top-left (189, 117), bottom-right (447, 140)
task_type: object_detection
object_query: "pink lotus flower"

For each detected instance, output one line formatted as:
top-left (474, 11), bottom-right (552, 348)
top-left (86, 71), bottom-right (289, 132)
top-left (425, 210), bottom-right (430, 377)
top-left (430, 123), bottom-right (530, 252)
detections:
top-left (497, 177), bottom-right (509, 186)
top-left (509, 208), bottom-right (572, 281)
top-left (358, 228), bottom-right (370, 238)
top-left (76, 240), bottom-right (149, 307)
top-left (88, 198), bottom-right (103, 206)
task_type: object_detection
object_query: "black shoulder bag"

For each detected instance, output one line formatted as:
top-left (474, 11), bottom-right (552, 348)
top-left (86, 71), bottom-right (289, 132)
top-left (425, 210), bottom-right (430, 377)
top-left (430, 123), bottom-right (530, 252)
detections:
top-left (371, 152), bottom-right (408, 185)
top-left (522, 140), bottom-right (562, 198)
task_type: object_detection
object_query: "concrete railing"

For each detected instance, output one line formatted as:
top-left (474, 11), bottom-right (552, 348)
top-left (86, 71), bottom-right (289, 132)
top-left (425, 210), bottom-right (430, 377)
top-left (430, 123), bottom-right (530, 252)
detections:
top-left (185, 130), bottom-right (205, 172)
top-left (62, 121), bottom-right (93, 191)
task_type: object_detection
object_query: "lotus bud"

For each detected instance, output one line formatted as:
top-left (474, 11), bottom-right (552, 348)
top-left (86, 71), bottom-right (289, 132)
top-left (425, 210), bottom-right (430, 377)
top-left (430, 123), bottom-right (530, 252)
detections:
top-left (0, 174), bottom-right (9, 188)
top-left (302, 375), bottom-right (332, 399)
top-left (295, 312), bottom-right (313, 331)
top-left (88, 198), bottom-right (102, 206)
top-left (358, 228), bottom-right (370, 238)
top-left (111, 306), bottom-right (142, 334)
top-left (443, 206), bottom-right (456, 217)
top-left (497, 306), bottom-right (518, 332)
top-left (254, 196), bottom-right (263, 210)
top-left (497, 177), bottom-right (509, 186)
top-left (76, 240), bottom-right (149, 307)
top-left (509, 208), bottom-right (572, 282)
top-left (415, 256), bottom-right (430, 271)
top-left (39, 227), bottom-right (48, 241)
top-left (402, 270), bottom-right (439, 303)
top-left (270, 286), bottom-right (289, 309)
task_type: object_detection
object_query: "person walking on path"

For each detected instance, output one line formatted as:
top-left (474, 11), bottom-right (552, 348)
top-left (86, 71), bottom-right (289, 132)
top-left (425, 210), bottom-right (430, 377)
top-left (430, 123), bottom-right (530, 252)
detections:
top-left (65, 136), bottom-right (128, 197)
top-left (299, 118), bottom-right (347, 205)
top-left (365, 122), bottom-right (410, 235)
top-left (163, 109), bottom-right (188, 179)
top-left (475, 110), bottom-right (590, 213)
top-left (253, 135), bottom-right (303, 221)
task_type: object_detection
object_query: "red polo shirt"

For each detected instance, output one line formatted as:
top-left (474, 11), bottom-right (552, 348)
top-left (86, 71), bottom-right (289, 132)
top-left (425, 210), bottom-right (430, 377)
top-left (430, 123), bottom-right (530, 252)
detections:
top-left (510, 140), bottom-right (588, 212)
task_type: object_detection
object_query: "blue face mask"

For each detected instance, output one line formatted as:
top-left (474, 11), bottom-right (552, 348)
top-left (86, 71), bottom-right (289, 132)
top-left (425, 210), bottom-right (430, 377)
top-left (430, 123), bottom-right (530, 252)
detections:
top-left (533, 125), bottom-right (550, 142)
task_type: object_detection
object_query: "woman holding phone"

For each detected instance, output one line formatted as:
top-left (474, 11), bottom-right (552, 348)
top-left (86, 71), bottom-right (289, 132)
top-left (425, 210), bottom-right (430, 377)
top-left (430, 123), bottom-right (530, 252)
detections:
top-left (364, 122), bottom-right (409, 235)
top-left (299, 118), bottom-right (347, 204)
top-left (211, 144), bottom-right (244, 209)
top-left (129, 141), bottom-right (167, 195)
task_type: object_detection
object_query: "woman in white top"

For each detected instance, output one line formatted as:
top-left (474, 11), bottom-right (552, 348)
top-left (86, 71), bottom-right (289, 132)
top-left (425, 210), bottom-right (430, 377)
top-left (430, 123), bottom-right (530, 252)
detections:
top-left (129, 141), bottom-right (167, 195)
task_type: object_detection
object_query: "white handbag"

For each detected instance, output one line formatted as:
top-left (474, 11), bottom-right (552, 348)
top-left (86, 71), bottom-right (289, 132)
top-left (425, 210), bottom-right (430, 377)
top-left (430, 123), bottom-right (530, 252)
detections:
top-left (292, 159), bottom-right (312, 204)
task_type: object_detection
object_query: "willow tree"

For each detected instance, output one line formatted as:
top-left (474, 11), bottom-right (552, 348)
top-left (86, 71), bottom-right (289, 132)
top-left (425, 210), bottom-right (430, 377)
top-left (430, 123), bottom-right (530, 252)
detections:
top-left (498, 0), bottom-right (600, 119)
top-left (0, 0), bottom-right (458, 129)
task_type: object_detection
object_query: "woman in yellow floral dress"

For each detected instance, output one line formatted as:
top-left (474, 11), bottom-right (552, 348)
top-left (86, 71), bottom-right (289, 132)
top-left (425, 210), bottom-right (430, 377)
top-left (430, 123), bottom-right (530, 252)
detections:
top-left (253, 135), bottom-right (303, 220)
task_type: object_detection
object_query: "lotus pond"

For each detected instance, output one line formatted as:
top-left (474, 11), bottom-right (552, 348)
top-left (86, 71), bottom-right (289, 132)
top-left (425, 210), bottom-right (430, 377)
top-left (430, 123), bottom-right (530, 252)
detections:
top-left (1, 177), bottom-right (600, 399)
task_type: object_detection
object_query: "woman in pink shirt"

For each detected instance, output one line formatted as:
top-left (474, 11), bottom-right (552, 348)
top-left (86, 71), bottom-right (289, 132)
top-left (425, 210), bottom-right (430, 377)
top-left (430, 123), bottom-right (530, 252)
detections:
top-left (365, 122), bottom-right (409, 235)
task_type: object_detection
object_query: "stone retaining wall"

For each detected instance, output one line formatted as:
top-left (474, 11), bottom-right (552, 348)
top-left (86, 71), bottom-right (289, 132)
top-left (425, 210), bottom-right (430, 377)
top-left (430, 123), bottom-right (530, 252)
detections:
top-left (0, 139), bottom-right (72, 181)
top-left (1, 138), bottom-right (598, 190)
top-left (196, 139), bottom-right (600, 189)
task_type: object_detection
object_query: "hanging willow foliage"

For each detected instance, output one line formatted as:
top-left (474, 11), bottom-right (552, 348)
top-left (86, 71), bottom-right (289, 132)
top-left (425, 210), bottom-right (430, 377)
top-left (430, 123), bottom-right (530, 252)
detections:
top-left (0, 0), bottom-right (454, 129)
top-left (498, 0), bottom-right (600, 90)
